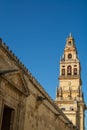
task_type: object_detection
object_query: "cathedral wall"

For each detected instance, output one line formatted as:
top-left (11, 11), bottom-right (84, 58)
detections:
top-left (0, 72), bottom-right (76, 130)
top-left (0, 40), bottom-right (77, 130)
top-left (23, 74), bottom-right (76, 130)
top-left (0, 78), bottom-right (26, 130)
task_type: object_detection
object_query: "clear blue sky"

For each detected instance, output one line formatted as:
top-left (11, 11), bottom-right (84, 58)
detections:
top-left (0, 0), bottom-right (87, 129)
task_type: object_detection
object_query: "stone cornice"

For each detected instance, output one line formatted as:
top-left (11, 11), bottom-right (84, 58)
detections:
top-left (59, 75), bottom-right (80, 80)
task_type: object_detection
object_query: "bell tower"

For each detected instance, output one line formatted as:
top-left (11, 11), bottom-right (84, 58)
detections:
top-left (55, 33), bottom-right (86, 130)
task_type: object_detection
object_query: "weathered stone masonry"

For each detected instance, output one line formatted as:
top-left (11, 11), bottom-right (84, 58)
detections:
top-left (0, 38), bottom-right (79, 130)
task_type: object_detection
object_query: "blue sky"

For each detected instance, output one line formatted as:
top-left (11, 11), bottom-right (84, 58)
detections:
top-left (0, 0), bottom-right (87, 129)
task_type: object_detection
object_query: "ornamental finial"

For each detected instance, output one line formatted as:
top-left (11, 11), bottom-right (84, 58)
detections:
top-left (69, 32), bottom-right (72, 37)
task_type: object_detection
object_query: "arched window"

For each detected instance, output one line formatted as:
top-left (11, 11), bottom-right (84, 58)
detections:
top-left (67, 66), bottom-right (72, 75)
top-left (61, 69), bottom-right (65, 75)
top-left (68, 53), bottom-right (72, 59)
top-left (74, 68), bottom-right (77, 75)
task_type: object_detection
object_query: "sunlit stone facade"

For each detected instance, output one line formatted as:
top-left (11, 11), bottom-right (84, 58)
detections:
top-left (0, 37), bottom-right (85, 130)
top-left (55, 33), bottom-right (86, 130)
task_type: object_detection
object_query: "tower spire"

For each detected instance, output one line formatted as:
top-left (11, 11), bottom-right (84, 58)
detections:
top-left (69, 32), bottom-right (72, 37)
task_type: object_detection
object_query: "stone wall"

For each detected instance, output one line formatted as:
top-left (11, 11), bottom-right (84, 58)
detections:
top-left (0, 39), bottom-right (77, 130)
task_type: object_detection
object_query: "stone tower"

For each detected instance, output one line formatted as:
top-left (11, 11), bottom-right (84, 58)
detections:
top-left (55, 33), bottom-right (86, 130)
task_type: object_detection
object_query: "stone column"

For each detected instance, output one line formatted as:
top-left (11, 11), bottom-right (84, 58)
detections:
top-left (79, 104), bottom-right (84, 130)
